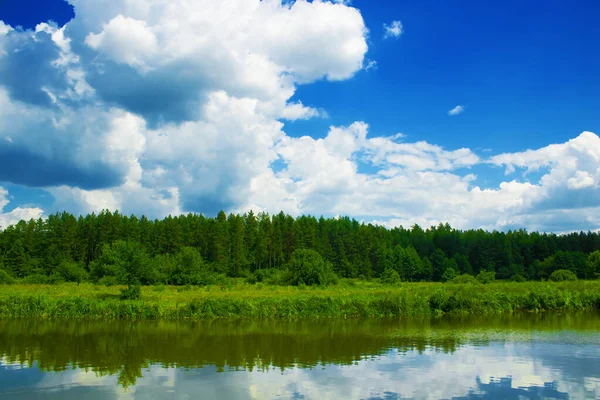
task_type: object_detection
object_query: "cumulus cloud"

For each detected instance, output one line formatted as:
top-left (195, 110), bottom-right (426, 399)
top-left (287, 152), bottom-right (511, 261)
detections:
top-left (280, 101), bottom-right (327, 121)
top-left (0, 0), bottom-right (367, 216)
top-left (383, 20), bottom-right (403, 39)
top-left (0, 0), bottom-right (598, 233)
top-left (245, 124), bottom-right (600, 232)
top-left (66, 0), bottom-right (367, 125)
top-left (448, 105), bottom-right (464, 116)
top-left (0, 187), bottom-right (44, 229)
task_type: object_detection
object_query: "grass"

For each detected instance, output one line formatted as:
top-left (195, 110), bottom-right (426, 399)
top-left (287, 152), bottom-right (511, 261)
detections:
top-left (0, 280), bottom-right (598, 320)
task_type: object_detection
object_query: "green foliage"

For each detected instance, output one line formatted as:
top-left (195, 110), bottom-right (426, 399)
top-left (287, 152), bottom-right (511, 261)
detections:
top-left (285, 249), bottom-right (338, 286)
top-left (152, 284), bottom-right (166, 292)
top-left (476, 270), bottom-right (496, 284)
top-left (510, 274), bottom-right (527, 282)
top-left (588, 251), bottom-right (600, 279)
top-left (540, 251), bottom-right (588, 279)
top-left (171, 247), bottom-right (205, 285)
top-left (380, 267), bottom-right (401, 285)
top-left (548, 269), bottom-right (578, 282)
top-left (21, 274), bottom-right (53, 284)
top-left (442, 267), bottom-right (458, 282)
top-left (120, 283), bottom-right (141, 300)
top-left (450, 274), bottom-right (478, 284)
top-left (98, 276), bottom-right (119, 286)
top-left (91, 241), bottom-right (151, 285)
top-left (245, 269), bottom-right (282, 285)
top-left (0, 269), bottom-right (14, 285)
top-left (147, 254), bottom-right (175, 284)
top-left (0, 281), bottom-right (599, 319)
top-left (57, 261), bottom-right (88, 283)
top-left (0, 209), bottom-right (599, 287)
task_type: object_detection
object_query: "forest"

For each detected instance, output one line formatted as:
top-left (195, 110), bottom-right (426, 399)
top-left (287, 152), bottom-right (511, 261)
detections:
top-left (0, 210), bottom-right (599, 288)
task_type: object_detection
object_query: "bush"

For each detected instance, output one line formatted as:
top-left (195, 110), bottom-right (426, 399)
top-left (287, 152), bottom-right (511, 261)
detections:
top-left (57, 261), bottom-right (89, 283)
top-left (98, 276), bottom-right (119, 287)
top-left (548, 269), bottom-right (577, 282)
top-left (285, 249), bottom-right (338, 286)
top-left (0, 269), bottom-right (14, 284)
top-left (148, 254), bottom-right (175, 284)
top-left (476, 270), bottom-right (496, 284)
top-left (171, 247), bottom-right (205, 285)
top-left (510, 274), bottom-right (526, 282)
top-left (90, 241), bottom-right (151, 285)
top-left (120, 283), bottom-right (141, 300)
top-left (380, 267), bottom-right (401, 285)
top-left (442, 267), bottom-right (458, 282)
top-left (450, 274), bottom-right (478, 285)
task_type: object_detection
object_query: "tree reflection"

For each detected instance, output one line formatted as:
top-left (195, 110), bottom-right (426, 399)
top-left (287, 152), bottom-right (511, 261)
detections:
top-left (0, 313), bottom-right (597, 390)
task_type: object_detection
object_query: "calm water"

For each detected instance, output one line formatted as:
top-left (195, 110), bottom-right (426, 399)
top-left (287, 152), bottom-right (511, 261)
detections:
top-left (0, 313), bottom-right (599, 399)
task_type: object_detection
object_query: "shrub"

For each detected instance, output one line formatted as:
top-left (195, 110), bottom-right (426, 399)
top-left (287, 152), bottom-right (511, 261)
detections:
top-left (450, 274), bottom-right (478, 285)
top-left (90, 241), bottom-right (151, 285)
top-left (98, 276), bottom-right (119, 287)
top-left (171, 247), bottom-right (205, 285)
top-left (380, 267), bottom-right (401, 285)
top-left (120, 283), bottom-right (141, 300)
top-left (548, 269), bottom-right (577, 282)
top-left (587, 251), bottom-right (600, 279)
top-left (57, 261), bottom-right (89, 283)
top-left (442, 267), bottom-right (458, 282)
top-left (476, 270), bottom-right (496, 284)
top-left (0, 269), bottom-right (14, 284)
top-left (147, 254), bottom-right (175, 284)
top-left (285, 249), bottom-right (338, 286)
top-left (510, 274), bottom-right (526, 282)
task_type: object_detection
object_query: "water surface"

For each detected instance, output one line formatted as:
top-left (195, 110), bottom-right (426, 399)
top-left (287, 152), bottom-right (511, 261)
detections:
top-left (0, 313), bottom-right (599, 399)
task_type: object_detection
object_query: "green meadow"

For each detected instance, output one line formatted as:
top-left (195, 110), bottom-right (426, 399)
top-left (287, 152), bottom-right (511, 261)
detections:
top-left (1, 280), bottom-right (598, 320)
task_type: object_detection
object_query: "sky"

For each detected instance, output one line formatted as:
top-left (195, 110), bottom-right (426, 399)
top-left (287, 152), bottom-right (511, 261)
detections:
top-left (0, 0), bottom-right (599, 232)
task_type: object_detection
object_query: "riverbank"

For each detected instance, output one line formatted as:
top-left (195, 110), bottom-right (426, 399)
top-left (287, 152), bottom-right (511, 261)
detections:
top-left (0, 281), bottom-right (599, 319)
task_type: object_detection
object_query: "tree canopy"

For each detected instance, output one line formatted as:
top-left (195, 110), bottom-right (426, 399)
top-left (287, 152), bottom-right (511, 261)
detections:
top-left (0, 210), bottom-right (598, 284)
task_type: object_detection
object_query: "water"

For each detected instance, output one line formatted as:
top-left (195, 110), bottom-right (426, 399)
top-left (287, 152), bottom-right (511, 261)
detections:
top-left (0, 313), bottom-right (599, 399)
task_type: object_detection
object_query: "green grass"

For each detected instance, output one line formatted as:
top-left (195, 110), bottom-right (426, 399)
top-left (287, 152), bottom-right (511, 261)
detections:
top-left (0, 280), bottom-right (599, 319)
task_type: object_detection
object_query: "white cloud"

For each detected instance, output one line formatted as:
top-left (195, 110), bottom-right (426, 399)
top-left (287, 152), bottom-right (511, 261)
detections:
top-left (383, 20), bottom-right (403, 39)
top-left (0, 1), bottom-right (598, 233)
top-left (364, 59), bottom-right (378, 71)
top-left (0, 21), bottom-right (11, 35)
top-left (245, 124), bottom-right (600, 232)
top-left (0, 187), bottom-right (44, 229)
top-left (0, 0), bottom-right (367, 216)
top-left (448, 105), bottom-right (464, 116)
top-left (280, 101), bottom-right (327, 121)
top-left (85, 15), bottom-right (158, 71)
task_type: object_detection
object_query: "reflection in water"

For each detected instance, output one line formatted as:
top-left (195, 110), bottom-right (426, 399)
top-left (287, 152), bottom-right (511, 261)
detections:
top-left (0, 312), bottom-right (599, 399)
top-left (368, 377), bottom-right (571, 400)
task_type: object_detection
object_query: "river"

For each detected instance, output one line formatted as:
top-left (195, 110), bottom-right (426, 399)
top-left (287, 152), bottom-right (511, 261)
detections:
top-left (0, 312), bottom-right (599, 399)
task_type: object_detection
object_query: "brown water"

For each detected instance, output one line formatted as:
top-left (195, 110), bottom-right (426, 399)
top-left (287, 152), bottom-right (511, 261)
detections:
top-left (0, 312), bottom-right (599, 399)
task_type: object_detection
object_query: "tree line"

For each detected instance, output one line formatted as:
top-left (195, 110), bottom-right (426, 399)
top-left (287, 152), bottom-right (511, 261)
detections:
top-left (0, 210), bottom-right (599, 285)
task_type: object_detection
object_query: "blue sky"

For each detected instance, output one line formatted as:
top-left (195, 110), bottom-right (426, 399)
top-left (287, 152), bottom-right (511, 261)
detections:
top-left (0, 0), bottom-right (599, 232)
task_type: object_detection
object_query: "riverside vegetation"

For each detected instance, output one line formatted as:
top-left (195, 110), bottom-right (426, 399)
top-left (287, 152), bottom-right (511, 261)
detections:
top-left (0, 210), bottom-right (599, 319)
top-left (0, 280), bottom-right (599, 320)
